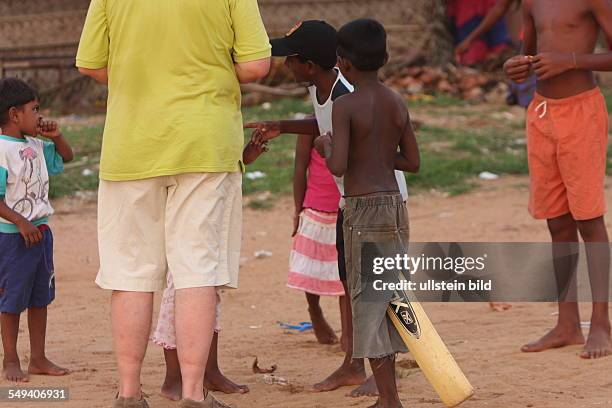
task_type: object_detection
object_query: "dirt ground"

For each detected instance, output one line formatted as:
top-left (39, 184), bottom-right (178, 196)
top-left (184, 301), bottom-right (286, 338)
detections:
top-left (6, 176), bottom-right (612, 407)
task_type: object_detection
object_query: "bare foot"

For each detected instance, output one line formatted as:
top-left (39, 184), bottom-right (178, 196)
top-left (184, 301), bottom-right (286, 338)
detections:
top-left (28, 357), bottom-right (69, 376)
top-left (312, 362), bottom-right (366, 392)
top-left (489, 302), bottom-right (511, 312)
top-left (3, 361), bottom-right (28, 382)
top-left (580, 323), bottom-right (612, 359)
top-left (366, 398), bottom-right (403, 408)
top-left (309, 307), bottom-right (338, 345)
top-left (521, 324), bottom-right (585, 353)
top-left (205, 369), bottom-right (249, 394)
top-left (160, 377), bottom-right (182, 401)
top-left (349, 375), bottom-right (378, 398)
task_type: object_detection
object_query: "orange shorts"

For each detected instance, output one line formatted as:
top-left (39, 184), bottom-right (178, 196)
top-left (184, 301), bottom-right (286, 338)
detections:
top-left (527, 87), bottom-right (608, 221)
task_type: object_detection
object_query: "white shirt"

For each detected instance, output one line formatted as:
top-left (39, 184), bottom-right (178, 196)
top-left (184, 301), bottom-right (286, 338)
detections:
top-left (0, 135), bottom-right (64, 231)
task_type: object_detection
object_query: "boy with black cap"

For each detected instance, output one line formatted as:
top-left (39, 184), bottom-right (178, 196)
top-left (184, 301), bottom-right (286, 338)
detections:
top-left (245, 20), bottom-right (408, 398)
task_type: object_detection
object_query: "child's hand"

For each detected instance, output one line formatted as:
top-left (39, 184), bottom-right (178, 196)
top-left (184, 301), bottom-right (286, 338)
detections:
top-left (314, 132), bottom-right (332, 157)
top-left (16, 219), bottom-right (43, 248)
top-left (37, 119), bottom-right (62, 139)
top-left (244, 121), bottom-right (281, 142)
top-left (249, 129), bottom-right (270, 149)
top-left (503, 55), bottom-right (533, 83)
top-left (292, 212), bottom-right (300, 237)
top-left (243, 140), bottom-right (268, 165)
top-left (532, 52), bottom-right (574, 81)
top-left (454, 39), bottom-right (471, 60)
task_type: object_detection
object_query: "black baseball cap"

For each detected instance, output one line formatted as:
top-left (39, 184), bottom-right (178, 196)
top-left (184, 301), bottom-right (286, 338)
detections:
top-left (270, 20), bottom-right (338, 69)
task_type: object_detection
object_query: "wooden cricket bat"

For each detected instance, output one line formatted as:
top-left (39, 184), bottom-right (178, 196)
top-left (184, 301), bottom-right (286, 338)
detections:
top-left (387, 289), bottom-right (474, 407)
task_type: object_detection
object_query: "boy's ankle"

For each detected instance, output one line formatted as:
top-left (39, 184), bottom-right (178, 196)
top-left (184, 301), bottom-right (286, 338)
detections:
top-left (2, 357), bottom-right (20, 366)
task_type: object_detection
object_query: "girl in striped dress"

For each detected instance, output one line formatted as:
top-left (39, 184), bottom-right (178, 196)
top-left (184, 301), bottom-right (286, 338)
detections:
top-left (289, 133), bottom-right (346, 345)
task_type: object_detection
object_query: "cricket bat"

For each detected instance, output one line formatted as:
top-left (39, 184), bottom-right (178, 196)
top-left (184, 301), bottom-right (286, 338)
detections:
top-left (387, 289), bottom-right (474, 407)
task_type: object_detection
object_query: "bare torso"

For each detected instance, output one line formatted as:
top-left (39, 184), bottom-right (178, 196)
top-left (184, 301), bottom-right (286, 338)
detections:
top-left (530, 0), bottom-right (600, 98)
top-left (341, 83), bottom-right (406, 197)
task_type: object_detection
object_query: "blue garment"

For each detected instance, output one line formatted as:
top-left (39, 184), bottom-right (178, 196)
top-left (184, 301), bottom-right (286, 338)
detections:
top-left (0, 228), bottom-right (55, 313)
top-left (509, 74), bottom-right (537, 108)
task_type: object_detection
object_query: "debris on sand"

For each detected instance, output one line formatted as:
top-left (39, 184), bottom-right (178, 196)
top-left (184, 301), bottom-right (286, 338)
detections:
top-left (395, 359), bottom-right (420, 379)
top-left (397, 359), bottom-right (420, 370)
top-left (245, 171), bottom-right (266, 180)
top-left (262, 373), bottom-right (287, 386)
top-left (253, 357), bottom-right (277, 374)
top-left (479, 171), bottom-right (499, 181)
top-left (260, 373), bottom-right (304, 393)
top-left (254, 250), bottom-right (273, 259)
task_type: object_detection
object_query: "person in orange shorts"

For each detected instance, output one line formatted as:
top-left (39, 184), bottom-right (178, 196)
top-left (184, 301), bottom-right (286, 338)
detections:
top-left (504, 0), bottom-right (612, 359)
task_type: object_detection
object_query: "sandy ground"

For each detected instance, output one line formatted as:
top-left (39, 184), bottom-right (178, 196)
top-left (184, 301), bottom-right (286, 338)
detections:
top-left (5, 176), bottom-right (612, 408)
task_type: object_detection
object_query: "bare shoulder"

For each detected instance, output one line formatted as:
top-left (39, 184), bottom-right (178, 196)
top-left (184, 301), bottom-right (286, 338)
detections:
top-left (335, 91), bottom-right (356, 105)
top-left (384, 86), bottom-right (409, 119)
top-left (332, 92), bottom-right (356, 114)
top-left (389, 87), bottom-right (406, 108)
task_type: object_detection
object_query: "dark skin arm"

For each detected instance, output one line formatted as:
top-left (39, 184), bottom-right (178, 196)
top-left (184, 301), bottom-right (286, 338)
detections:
top-left (0, 200), bottom-right (42, 248)
top-left (503, 0), bottom-right (536, 83)
top-left (573, 0), bottom-right (612, 71)
top-left (316, 100), bottom-right (350, 177)
top-left (245, 118), bottom-right (320, 143)
top-left (293, 134), bottom-right (313, 236)
top-left (243, 129), bottom-right (268, 165)
top-left (521, 0), bottom-right (537, 56)
top-left (38, 120), bottom-right (73, 163)
top-left (394, 111), bottom-right (420, 173)
top-left (514, 0), bottom-right (612, 81)
top-left (242, 141), bottom-right (267, 165)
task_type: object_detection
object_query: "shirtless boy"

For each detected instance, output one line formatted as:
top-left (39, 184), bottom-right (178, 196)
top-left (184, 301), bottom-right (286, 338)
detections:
top-left (504, 0), bottom-right (612, 359)
top-left (315, 19), bottom-right (419, 408)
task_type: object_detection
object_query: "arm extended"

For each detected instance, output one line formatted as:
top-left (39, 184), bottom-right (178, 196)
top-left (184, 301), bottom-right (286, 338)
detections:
top-left (244, 117), bottom-right (320, 142)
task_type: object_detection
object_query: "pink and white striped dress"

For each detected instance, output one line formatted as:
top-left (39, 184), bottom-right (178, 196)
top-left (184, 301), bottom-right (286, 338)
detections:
top-left (287, 148), bottom-right (344, 296)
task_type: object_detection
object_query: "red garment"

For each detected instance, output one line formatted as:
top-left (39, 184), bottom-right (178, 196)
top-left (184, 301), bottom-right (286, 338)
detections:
top-left (302, 148), bottom-right (341, 213)
top-left (448, 0), bottom-right (497, 27)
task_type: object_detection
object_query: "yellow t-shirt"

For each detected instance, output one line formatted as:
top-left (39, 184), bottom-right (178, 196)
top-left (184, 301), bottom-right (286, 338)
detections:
top-left (76, 0), bottom-right (271, 181)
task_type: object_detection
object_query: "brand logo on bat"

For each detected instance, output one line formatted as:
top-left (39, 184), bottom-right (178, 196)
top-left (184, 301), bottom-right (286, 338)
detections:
top-left (390, 292), bottom-right (420, 339)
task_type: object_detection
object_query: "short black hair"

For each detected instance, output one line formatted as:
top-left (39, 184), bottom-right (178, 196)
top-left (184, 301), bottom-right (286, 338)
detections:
top-left (0, 78), bottom-right (38, 126)
top-left (337, 19), bottom-right (387, 72)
